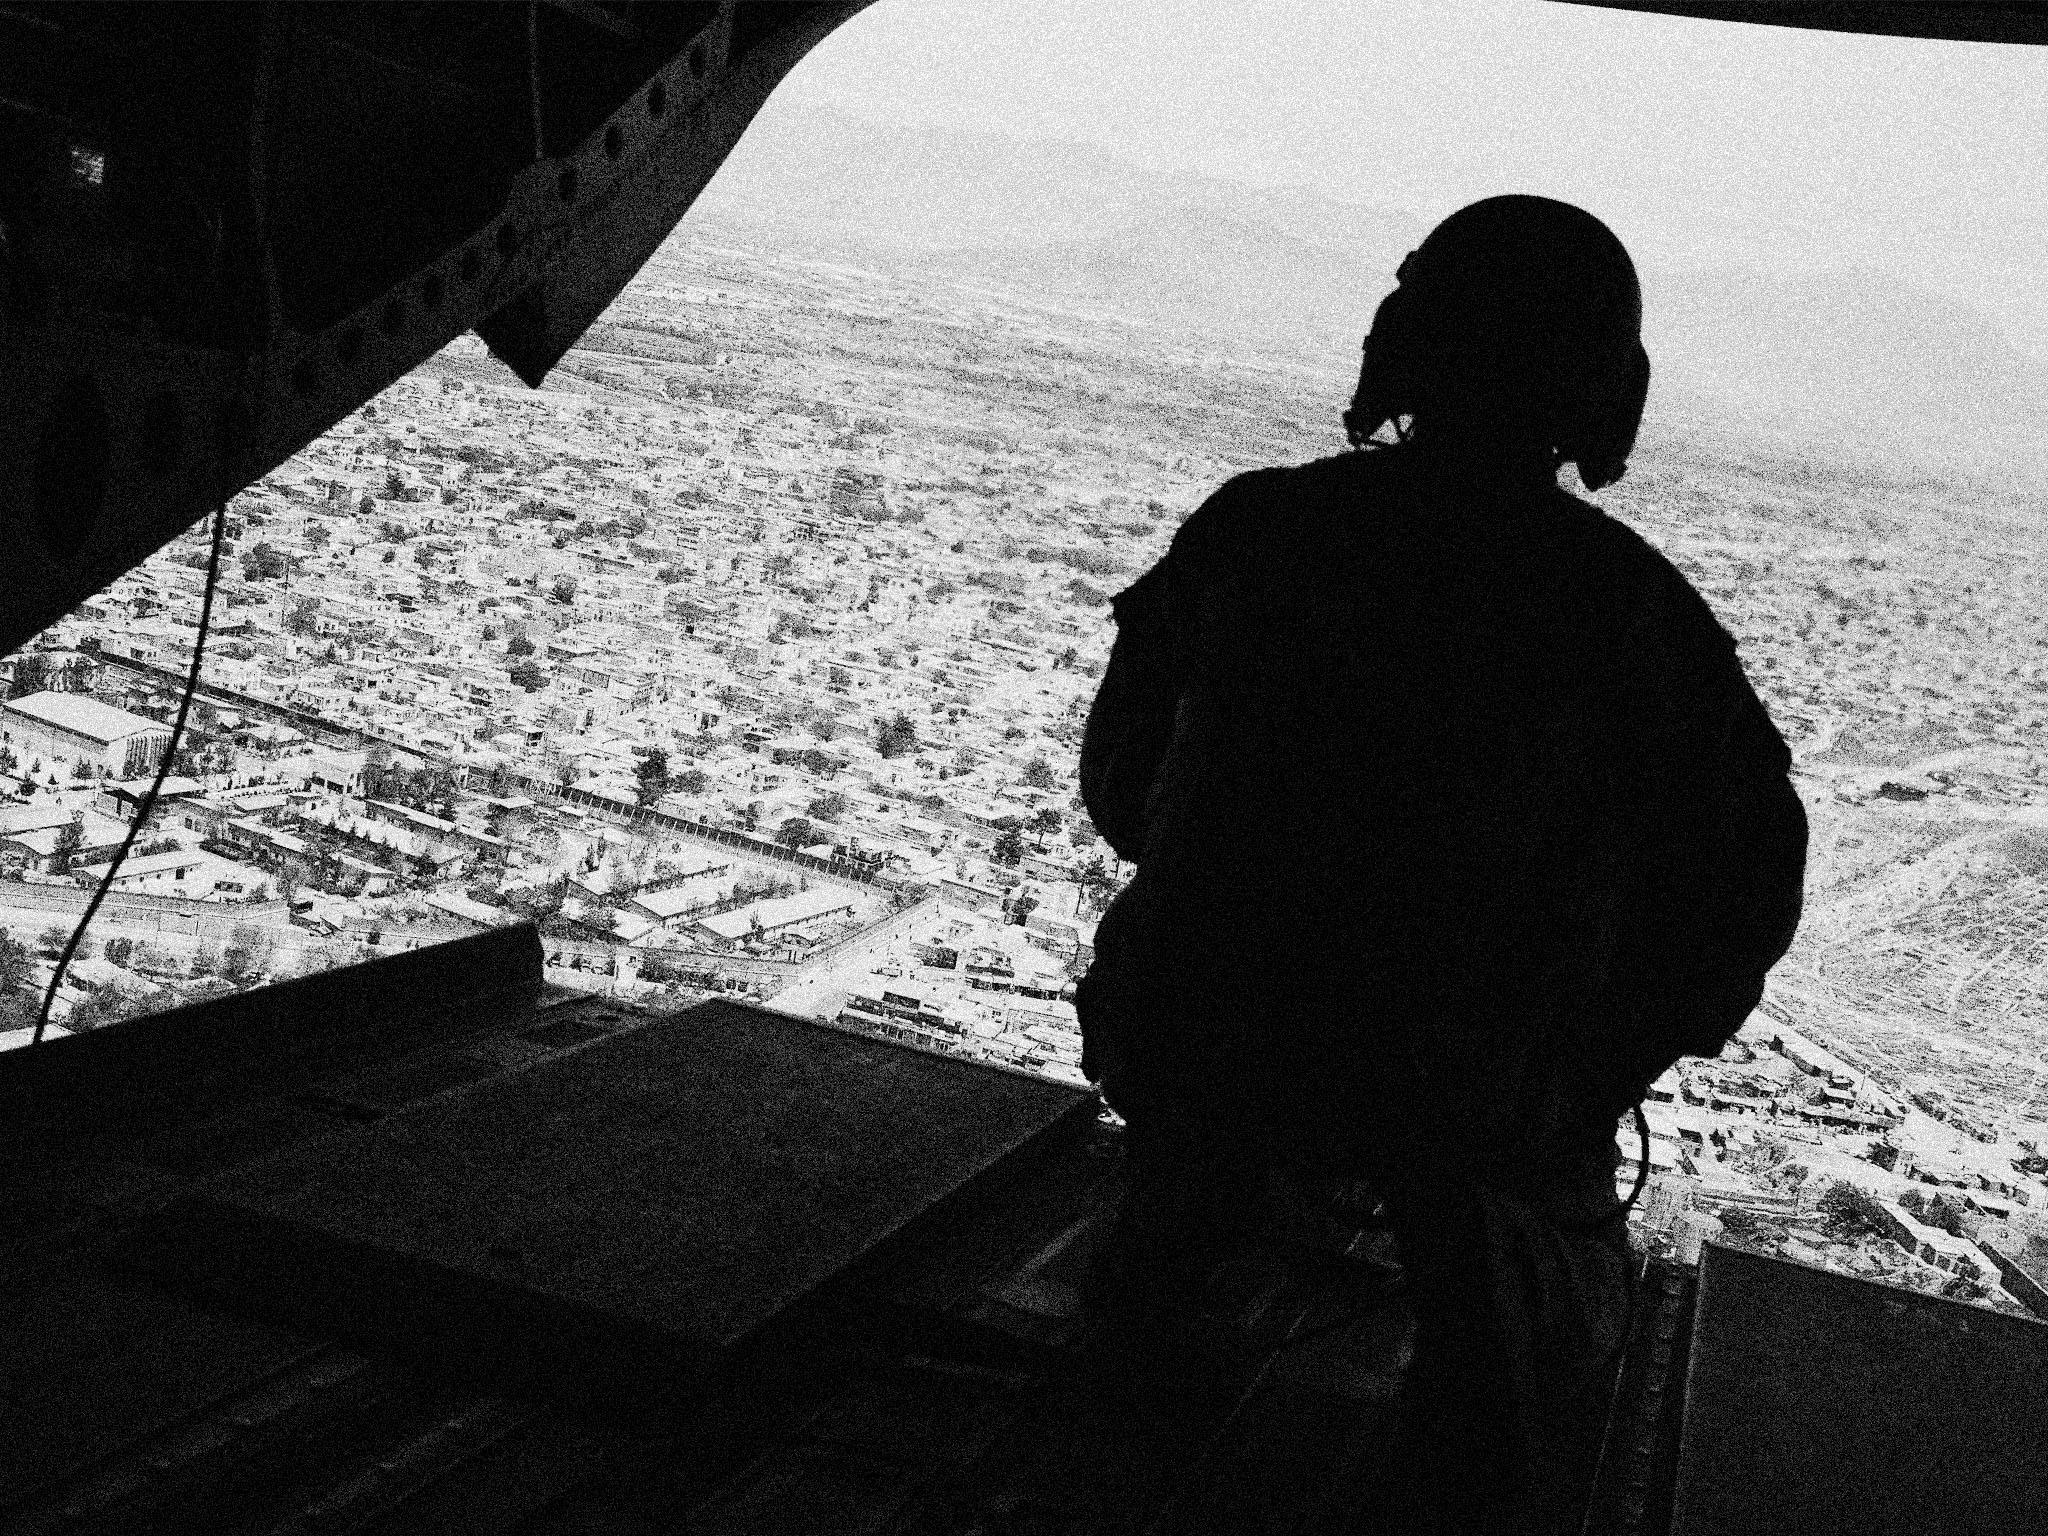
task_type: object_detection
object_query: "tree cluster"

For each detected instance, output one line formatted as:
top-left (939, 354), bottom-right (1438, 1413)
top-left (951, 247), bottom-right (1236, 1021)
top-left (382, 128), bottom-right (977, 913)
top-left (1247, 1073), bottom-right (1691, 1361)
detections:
top-left (364, 761), bottom-right (459, 820)
top-left (50, 816), bottom-right (83, 874)
top-left (240, 541), bottom-right (291, 582)
top-left (1816, 1181), bottom-right (1888, 1238)
top-left (9, 653), bottom-right (94, 698)
top-left (503, 875), bottom-right (570, 923)
top-left (875, 712), bottom-right (919, 760)
top-left (1076, 854), bottom-right (1122, 912)
top-left (0, 927), bottom-right (30, 992)
top-left (219, 923), bottom-right (274, 985)
top-left (991, 819), bottom-right (1026, 867)
top-left (634, 749), bottom-right (670, 808)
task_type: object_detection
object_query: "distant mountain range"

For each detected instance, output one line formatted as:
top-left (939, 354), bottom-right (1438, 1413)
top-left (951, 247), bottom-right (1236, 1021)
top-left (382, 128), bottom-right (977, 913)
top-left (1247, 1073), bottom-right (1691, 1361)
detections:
top-left (689, 105), bottom-right (2048, 485)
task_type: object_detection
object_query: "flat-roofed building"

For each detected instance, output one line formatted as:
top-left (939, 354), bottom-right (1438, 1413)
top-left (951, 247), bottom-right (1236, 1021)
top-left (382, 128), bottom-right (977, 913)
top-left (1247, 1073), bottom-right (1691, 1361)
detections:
top-left (0, 804), bottom-right (129, 873)
top-left (691, 887), bottom-right (857, 950)
top-left (73, 849), bottom-right (209, 893)
top-left (296, 749), bottom-right (369, 798)
top-left (2, 691), bottom-right (171, 780)
top-left (627, 858), bottom-right (735, 929)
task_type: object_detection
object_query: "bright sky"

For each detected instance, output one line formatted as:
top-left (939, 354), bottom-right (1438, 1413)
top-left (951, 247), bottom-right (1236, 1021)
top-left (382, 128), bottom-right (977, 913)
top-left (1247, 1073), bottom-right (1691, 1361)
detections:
top-left (777, 0), bottom-right (2048, 355)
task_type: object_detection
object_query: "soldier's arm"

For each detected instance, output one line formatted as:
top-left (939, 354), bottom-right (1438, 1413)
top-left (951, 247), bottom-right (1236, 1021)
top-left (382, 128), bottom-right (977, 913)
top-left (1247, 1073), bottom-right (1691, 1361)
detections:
top-left (1661, 687), bottom-right (1807, 1044)
top-left (1080, 562), bottom-right (1182, 863)
top-left (1595, 667), bottom-right (1809, 1113)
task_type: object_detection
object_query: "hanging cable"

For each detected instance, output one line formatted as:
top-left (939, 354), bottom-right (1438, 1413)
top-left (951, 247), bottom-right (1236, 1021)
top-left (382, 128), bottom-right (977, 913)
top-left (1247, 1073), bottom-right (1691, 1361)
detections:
top-left (32, 495), bottom-right (229, 1045)
top-left (527, 1), bottom-right (547, 162)
top-left (1626, 1100), bottom-right (1652, 1213)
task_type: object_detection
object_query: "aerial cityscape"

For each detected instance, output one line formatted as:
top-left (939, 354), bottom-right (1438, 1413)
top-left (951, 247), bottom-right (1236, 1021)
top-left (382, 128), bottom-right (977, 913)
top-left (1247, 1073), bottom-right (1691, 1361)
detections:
top-left (7, 128), bottom-right (2048, 1321)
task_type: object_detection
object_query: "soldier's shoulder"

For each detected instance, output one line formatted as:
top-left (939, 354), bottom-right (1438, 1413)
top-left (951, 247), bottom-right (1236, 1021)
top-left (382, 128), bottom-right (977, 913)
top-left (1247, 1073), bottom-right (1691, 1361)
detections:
top-left (1555, 489), bottom-right (1721, 604)
top-left (1172, 453), bottom-right (1378, 556)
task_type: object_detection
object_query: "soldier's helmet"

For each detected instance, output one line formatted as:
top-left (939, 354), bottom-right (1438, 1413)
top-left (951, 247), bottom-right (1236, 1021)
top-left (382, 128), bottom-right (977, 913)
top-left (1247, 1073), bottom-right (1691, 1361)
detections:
top-left (1344, 195), bottom-right (1650, 490)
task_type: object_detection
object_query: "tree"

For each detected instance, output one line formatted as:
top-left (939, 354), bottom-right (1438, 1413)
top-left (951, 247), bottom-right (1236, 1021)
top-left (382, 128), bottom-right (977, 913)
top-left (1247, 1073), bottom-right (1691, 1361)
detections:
top-left (50, 815), bottom-right (83, 873)
top-left (505, 876), bottom-right (570, 923)
top-left (1716, 1207), bottom-right (1777, 1249)
top-left (8, 653), bottom-right (53, 698)
top-left (37, 923), bottom-right (71, 958)
top-left (1077, 855), bottom-right (1121, 912)
top-left (219, 924), bottom-right (274, 984)
top-left (240, 541), bottom-right (289, 582)
top-left (128, 940), bottom-right (173, 974)
top-left (509, 658), bottom-right (547, 692)
top-left (383, 468), bottom-right (408, 500)
top-left (992, 822), bottom-right (1026, 867)
top-left (875, 712), bottom-right (919, 759)
top-left (66, 982), bottom-right (140, 1033)
top-left (807, 791), bottom-right (849, 823)
top-left (1817, 1181), bottom-right (1887, 1238)
top-left (0, 927), bottom-right (30, 991)
top-left (1021, 756), bottom-right (1058, 791)
top-left (635, 748), bottom-right (670, 808)
top-left (774, 817), bottom-right (815, 850)
top-left (284, 595), bottom-right (321, 636)
top-left (670, 767), bottom-right (709, 796)
top-left (1029, 806), bottom-right (1063, 847)
top-left (101, 936), bottom-right (134, 966)
top-left (304, 519), bottom-right (331, 550)
top-left (549, 575), bottom-right (578, 605)
top-left (505, 633), bottom-right (536, 657)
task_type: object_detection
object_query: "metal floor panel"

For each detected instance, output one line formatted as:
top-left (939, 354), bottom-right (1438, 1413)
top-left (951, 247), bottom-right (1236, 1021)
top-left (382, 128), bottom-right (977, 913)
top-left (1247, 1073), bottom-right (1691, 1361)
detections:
top-left (117, 999), bottom-right (1091, 1410)
top-left (0, 1268), bottom-right (318, 1509)
top-left (1672, 1242), bottom-right (2048, 1536)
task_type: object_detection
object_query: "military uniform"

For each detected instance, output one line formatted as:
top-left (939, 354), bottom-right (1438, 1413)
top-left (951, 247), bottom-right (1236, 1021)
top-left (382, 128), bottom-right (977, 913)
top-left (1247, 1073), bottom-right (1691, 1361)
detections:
top-left (1077, 444), bottom-right (1806, 1526)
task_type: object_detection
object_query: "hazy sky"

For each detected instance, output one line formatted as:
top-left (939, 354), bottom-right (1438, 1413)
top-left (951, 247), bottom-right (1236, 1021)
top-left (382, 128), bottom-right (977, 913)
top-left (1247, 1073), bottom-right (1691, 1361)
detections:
top-left (772, 0), bottom-right (2048, 355)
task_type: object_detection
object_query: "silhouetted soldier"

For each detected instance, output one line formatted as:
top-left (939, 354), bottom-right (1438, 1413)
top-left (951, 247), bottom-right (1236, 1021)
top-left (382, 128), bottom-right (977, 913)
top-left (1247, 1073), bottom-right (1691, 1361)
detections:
top-left (1076, 196), bottom-right (1807, 1532)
